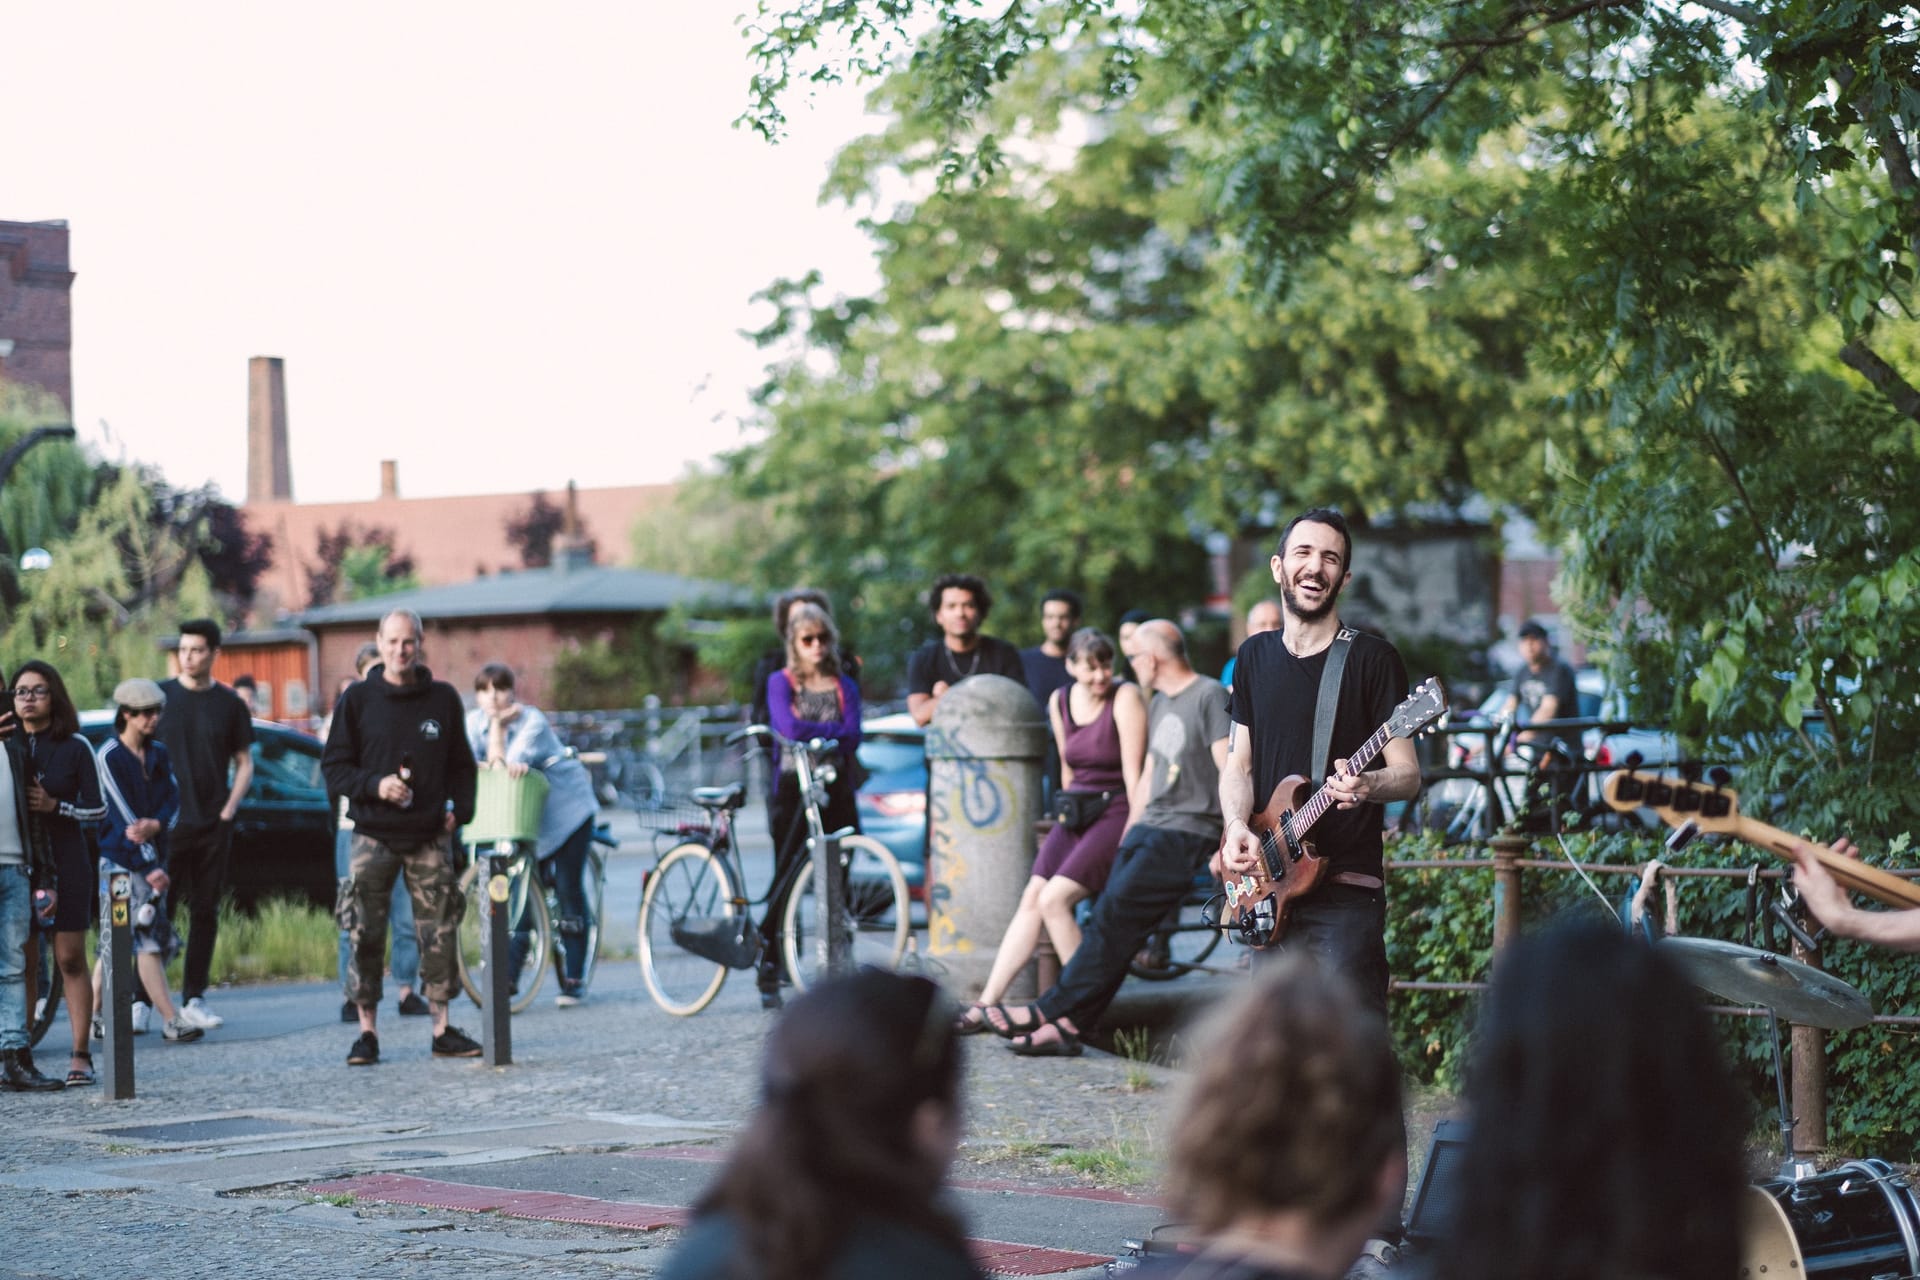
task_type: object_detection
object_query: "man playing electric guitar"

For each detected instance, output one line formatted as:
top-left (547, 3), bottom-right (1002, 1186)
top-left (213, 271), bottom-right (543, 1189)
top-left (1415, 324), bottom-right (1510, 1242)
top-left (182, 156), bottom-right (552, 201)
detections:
top-left (1219, 508), bottom-right (1422, 1015)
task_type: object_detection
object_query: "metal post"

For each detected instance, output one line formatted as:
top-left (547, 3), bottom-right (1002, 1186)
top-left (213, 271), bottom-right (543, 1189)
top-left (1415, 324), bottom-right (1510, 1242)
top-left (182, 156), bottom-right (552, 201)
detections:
top-left (815, 830), bottom-right (852, 978)
top-left (1789, 934), bottom-right (1827, 1154)
top-left (99, 870), bottom-right (135, 1099)
top-left (1490, 834), bottom-right (1526, 951)
top-left (481, 847), bottom-right (513, 1066)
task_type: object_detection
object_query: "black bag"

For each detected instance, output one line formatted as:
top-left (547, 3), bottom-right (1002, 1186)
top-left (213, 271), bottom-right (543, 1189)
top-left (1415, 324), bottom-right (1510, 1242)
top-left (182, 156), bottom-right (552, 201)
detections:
top-left (1052, 788), bottom-right (1114, 832)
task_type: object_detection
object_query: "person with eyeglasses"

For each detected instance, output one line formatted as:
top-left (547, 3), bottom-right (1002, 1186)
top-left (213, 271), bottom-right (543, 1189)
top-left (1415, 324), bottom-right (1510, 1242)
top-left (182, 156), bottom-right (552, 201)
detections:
top-left (13, 662), bottom-right (107, 1083)
top-left (92, 678), bottom-right (203, 1044)
top-left (0, 670), bottom-right (62, 1091)
top-left (757, 601), bottom-right (863, 1009)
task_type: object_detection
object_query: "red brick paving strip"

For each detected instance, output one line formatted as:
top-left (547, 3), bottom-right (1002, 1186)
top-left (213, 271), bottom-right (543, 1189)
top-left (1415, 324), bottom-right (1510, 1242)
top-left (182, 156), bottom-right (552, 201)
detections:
top-left (308, 1172), bottom-right (1113, 1275)
top-left (636, 1145), bottom-right (1164, 1207)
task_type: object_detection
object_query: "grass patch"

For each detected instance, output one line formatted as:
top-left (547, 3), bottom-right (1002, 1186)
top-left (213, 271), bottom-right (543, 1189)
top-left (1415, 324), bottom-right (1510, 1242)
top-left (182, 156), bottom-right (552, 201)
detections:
top-left (1110, 1027), bottom-right (1159, 1093)
top-left (1048, 1136), bottom-right (1156, 1187)
top-left (200, 897), bottom-right (338, 984)
top-left (306, 1192), bottom-right (357, 1207)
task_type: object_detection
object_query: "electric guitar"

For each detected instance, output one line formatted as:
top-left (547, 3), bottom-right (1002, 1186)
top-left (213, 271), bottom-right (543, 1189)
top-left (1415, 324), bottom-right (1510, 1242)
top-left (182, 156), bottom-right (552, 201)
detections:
top-left (1222, 677), bottom-right (1448, 948)
top-left (1600, 769), bottom-right (1920, 910)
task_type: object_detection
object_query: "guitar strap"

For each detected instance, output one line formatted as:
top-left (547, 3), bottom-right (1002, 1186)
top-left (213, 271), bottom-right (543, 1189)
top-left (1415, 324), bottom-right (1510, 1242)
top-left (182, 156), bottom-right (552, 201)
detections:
top-left (1310, 628), bottom-right (1356, 784)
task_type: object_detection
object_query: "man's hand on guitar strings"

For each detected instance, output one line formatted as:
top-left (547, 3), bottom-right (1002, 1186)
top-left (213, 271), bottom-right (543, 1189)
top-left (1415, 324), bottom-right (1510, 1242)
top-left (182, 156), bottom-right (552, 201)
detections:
top-left (1328, 759), bottom-right (1369, 809)
top-left (1220, 819), bottom-right (1261, 875)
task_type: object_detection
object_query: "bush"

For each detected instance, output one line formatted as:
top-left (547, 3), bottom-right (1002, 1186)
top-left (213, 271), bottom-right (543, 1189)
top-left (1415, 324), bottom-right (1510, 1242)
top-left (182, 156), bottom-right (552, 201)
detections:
top-left (1385, 827), bottom-right (1920, 1158)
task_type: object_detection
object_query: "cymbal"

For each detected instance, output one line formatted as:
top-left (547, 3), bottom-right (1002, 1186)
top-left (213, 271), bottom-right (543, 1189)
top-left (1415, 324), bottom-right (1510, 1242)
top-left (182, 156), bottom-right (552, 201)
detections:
top-left (1660, 937), bottom-right (1873, 1031)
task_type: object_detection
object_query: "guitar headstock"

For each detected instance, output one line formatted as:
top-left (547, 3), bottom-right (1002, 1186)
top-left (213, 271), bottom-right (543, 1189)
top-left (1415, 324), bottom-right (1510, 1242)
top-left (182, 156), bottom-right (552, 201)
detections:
top-left (1601, 769), bottom-right (1743, 835)
top-left (1389, 677), bottom-right (1448, 740)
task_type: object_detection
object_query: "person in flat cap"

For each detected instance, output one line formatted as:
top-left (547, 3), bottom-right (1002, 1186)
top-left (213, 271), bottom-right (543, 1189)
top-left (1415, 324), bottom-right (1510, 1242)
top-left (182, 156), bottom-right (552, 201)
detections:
top-left (91, 677), bottom-right (204, 1043)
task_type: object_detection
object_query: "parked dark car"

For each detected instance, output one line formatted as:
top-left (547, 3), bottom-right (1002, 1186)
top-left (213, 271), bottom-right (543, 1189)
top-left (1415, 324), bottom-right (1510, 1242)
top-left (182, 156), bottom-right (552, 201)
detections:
top-left (855, 713), bottom-right (927, 898)
top-left (80, 711), bottom-right (336, 913)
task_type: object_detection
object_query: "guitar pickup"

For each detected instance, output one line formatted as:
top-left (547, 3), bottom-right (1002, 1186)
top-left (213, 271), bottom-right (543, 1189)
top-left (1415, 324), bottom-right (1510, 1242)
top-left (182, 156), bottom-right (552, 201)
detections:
top-left (1701, 791), bottom-right (1732, 819)
top-left (1645, 781), bottom-right (1674, 806)
top-left (1671, 788), bottom-right (1702, 813)
top-left (1614, 774), bottom-right (1646, 802)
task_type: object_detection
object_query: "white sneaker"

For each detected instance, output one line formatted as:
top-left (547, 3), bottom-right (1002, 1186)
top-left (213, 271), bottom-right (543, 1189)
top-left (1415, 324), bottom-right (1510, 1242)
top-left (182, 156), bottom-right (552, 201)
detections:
top-left (161, 1014), bottom-right (205, 1043)
top-left (555, 992), bottom-right (583, 1008)
top-left (180, 997), bottom-right (224, 1030)
top-left (130, 1001), bottom-right (151, 1035)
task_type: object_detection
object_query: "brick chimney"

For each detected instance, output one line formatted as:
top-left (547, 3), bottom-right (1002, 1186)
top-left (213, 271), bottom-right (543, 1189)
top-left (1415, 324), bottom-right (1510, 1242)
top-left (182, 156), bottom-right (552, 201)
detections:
top-left (379, 459), bottom-right (398, 499)
top-left (553, 479), bottom-right (595, 572)
top-left (246, 356), bottom-right (292, 502)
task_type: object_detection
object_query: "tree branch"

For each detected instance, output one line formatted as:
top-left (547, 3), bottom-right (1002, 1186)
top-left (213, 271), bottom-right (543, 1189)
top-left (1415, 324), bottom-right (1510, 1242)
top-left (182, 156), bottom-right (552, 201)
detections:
top-left (1839, 338), bottom-right (1920, 424)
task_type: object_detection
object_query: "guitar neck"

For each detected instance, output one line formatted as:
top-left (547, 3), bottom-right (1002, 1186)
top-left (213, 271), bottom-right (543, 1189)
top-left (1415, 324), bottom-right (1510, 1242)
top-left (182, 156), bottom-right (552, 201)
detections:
top-left (1732, 816), bottom-right (1920, 912)
top-left (1289, 723), bottom-right (1393, 836)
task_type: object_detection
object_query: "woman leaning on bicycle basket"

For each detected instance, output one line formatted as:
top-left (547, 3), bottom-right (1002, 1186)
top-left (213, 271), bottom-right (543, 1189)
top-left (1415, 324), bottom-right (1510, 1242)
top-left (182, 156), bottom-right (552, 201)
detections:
top-left (465, 663), bottom-right (600, 1007)
top-left (760, 601), bottom-right (862, 1007)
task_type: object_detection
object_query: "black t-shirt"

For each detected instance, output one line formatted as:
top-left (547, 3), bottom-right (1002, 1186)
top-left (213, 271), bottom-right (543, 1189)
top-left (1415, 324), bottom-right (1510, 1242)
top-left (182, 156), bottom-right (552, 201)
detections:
top-left (1515, 658), bottom-right (1581, 755)
top-left (159, 678), bottom-right (255, 839)
top-left (1229, 628), bottom-right (1409, 880)
top-left (905, 635), bottom-right (1026, 696)
top-left (1020, 646), bottom-right (1072, 706)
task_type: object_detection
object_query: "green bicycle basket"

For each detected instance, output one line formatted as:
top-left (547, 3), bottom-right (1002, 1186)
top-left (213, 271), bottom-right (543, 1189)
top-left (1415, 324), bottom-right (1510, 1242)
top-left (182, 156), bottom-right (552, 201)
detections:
top-left (461, 768), bottom-right (550, 845)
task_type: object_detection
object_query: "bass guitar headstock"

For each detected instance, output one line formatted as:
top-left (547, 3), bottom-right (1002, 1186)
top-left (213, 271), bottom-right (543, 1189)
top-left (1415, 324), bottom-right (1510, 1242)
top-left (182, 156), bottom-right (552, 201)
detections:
top-left (1602, 767), bottom-right (1742, 839)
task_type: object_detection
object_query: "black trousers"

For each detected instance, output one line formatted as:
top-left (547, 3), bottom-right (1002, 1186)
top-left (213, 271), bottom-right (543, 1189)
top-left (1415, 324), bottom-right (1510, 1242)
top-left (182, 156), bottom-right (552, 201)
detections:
top-left (155, 821), bottom-right (233, 1003)
top-left (1255, 882), bottom-right (1390, 1016)
top-left (1035, 825), bottom-right (1216, 1028)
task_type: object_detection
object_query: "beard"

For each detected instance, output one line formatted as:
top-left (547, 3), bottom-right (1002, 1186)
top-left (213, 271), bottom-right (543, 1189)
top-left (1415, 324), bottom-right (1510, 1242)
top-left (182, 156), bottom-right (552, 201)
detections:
top-left (1283, 573), bottom-right (1340, 624)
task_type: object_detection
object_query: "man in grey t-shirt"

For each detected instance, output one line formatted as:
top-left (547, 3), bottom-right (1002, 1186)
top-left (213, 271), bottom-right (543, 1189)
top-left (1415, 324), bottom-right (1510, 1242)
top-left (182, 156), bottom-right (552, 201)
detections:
top-left (993, 620), bottom-right (1231, 1055)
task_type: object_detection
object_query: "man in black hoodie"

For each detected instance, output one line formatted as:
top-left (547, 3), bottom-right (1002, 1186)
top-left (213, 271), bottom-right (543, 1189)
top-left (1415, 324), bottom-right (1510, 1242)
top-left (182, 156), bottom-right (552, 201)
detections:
top-left (322, 609), bottom-right (480, 1066)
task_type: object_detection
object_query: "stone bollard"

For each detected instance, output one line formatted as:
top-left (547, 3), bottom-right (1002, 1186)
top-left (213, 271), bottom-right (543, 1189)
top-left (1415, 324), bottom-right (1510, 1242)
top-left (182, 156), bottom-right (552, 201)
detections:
top-left (924, 674), bottom-right (1047, 998)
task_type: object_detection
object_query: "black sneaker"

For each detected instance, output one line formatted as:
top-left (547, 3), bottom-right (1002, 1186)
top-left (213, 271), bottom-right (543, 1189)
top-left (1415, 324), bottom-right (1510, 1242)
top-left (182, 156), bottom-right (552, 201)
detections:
top-left (346, 1031), bottom-right (379, 1066)
top-left (396, 992), bottom-right (430, 1017)
top-left (340, 1000), bottom-right (358, 1023)
top-left (431, 1026), bottom-right (482, 1058)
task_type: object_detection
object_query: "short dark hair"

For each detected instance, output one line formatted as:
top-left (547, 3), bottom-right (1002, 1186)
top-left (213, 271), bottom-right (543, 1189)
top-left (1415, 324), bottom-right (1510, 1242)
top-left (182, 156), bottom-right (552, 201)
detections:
top-left (1517, 620), bottom-right (1550, 642)
top-left (1040, 589), bottom-right (1083, 618)
top-left (1278, 507), bottom-right (1353, 569)
top-left (928, 573), bottom-right (991, 619)
top-left (179, 618), bottom-right (223, 650)
top-left (1117, 608), bottom-right (1151, 628)
top-left (10, 660), bottom-right (80, 740)
top-left (474, 662), bottom-right (515, 692)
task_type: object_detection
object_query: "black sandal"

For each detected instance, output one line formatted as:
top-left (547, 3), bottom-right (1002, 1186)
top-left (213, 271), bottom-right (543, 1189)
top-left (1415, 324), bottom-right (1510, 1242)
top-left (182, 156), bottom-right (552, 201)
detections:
top-left (66, 1052), bottom-right (96, 1086)
top-left (1008, 1024), bottom-right (1084, 1057)
top-left (980, 1004), bottom-right (1043, 1039)
top-left (953, 1004), bottom-right (993, 1036)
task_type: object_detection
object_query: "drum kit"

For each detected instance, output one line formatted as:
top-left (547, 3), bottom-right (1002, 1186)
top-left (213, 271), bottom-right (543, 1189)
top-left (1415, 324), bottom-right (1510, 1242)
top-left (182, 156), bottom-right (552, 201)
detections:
top-left (1662, 934), bottom-right (1920, 1280)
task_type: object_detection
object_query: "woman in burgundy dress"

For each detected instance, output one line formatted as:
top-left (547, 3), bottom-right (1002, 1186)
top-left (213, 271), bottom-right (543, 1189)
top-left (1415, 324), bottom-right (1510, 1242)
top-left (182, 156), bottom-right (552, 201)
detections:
top-left (955, 628), bottom-right (1145, 1041)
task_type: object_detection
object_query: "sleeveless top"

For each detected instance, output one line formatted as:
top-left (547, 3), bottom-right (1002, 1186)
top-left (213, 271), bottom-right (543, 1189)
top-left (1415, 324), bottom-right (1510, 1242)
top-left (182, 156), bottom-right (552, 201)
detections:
top-left (1054, 685), bottom-right (1125, 791)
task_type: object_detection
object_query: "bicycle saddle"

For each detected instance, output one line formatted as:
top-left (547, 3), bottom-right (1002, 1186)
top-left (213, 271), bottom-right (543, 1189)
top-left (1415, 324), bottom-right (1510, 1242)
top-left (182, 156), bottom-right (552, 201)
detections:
top-left (691, 783), bottom-right (747, 812)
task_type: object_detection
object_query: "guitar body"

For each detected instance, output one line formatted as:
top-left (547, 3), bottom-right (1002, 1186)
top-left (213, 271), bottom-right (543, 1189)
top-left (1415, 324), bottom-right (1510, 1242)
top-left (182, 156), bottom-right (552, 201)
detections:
top-left (1222, 775), bottom-right (1331, 948)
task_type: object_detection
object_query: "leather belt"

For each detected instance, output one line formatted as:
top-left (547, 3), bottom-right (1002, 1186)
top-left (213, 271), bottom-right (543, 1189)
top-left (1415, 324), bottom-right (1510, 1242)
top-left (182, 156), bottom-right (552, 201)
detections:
top-left (1330, 871), bottom-right (1384, 891)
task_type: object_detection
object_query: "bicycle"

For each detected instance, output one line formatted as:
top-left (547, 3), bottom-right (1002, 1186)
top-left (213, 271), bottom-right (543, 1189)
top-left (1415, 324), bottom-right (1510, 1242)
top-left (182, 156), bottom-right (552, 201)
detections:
top-left (636, 726), bottom-right (911, 1016)
top-left (1127, 871), bottom-right (1227, 981)
top-left (455, 755), bottom-right (615, 1012)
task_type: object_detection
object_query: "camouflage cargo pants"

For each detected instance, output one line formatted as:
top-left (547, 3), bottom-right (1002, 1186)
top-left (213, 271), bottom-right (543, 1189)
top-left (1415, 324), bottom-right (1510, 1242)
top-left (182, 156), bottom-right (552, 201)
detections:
top-left (338, 832), bottom-right (463, 1006)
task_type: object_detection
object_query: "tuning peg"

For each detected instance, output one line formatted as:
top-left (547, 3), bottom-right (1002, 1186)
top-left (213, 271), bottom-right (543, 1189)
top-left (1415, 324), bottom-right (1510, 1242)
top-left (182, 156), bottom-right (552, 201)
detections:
top-left (1708, 766), bottom-right (1732, 788)
top-left (1665, 820), bottom-right (1700, 853)
top-left (1623, 751), bottom-right (1644, 769)
top-left (1679, 760), bottom-right (1704, 784)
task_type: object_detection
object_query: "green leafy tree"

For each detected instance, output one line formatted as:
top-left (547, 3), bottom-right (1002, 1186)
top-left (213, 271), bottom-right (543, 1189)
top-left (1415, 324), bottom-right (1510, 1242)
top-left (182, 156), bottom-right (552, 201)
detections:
top-left (745, 2), bottom-right (1920, 836)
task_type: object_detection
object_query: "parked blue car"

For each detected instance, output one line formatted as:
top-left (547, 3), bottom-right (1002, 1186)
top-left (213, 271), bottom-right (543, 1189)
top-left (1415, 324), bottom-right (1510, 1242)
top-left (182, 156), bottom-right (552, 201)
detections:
top-left (855, 713), bottom-right (927, 899)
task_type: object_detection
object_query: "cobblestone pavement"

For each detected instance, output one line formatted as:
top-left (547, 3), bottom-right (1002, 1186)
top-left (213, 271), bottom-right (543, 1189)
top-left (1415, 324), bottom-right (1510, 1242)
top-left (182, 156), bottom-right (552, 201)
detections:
top-left (0, 940), bottom-right (1206, 1280)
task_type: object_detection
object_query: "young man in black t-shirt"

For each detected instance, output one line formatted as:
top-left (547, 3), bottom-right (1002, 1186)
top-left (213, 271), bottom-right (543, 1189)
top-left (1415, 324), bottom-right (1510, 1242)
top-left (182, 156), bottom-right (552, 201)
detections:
top-left (1218, 509), bottom-right (1420, 1015)
top-left (155, 619), bottom-right (255, 1031)
top-left (905, 573), bottom-right (1026, 726)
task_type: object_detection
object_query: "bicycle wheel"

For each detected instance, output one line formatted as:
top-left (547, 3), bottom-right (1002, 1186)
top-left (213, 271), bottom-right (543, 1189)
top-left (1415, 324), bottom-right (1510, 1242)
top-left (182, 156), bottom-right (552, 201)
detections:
top-left (457, 855), bottom-right (550, 1014)
top-left (553, 844), bottom-right (608, 996)
top-left (781, 833), bottom-right (910, 993)
top-left (27, 933), bottom-right (62, 1049)
top-left (1128, 894), bottom-right (1224, 981)
top-left (639, 841), bottom-right (737, 1016)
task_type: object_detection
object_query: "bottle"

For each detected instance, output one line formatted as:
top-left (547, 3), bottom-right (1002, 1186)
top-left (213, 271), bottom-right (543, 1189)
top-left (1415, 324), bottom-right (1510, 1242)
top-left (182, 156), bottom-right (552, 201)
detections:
top-left (398, 753), bottom-right (415, 808)
top-left (32, 886), bottom-right (55, 930)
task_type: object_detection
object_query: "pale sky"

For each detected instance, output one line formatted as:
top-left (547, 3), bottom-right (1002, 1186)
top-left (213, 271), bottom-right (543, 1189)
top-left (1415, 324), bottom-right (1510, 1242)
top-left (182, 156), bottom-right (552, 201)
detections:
top-left (4, 4), bottom-right (881, 503)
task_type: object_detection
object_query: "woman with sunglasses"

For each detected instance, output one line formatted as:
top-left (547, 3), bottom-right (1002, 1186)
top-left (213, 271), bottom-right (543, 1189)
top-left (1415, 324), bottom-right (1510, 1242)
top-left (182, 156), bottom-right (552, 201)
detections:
top-left (758, 602), bottom-right (863, 1008)
top-left (13, 661), bottom-right (107, 1084)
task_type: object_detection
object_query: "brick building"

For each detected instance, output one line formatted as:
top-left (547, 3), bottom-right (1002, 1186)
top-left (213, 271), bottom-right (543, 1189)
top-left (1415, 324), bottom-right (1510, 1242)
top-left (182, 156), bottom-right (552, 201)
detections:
top-left (0, 219), bottom-right (74, 410)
